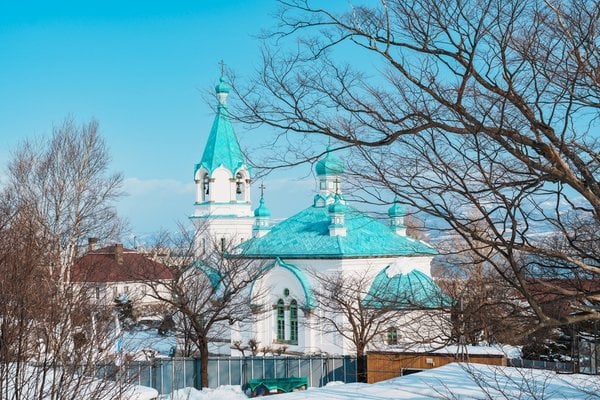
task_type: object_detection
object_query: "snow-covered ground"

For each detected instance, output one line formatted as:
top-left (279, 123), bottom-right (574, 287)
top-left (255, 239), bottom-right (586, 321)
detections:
top-left (1, 363), bottom-right (158, 400)
top-left (276, 362), bottom-right (600, 399)
top-left (159, 385), bottom-right (247, 400)
top-left (122, 328), bottom-right (176, 359)
top-left (159, 363), bottom-right (600, 400)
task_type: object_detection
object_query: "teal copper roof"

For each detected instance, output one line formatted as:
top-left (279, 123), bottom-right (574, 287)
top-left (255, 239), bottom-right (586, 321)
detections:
top-left (254, 197), bottom-right (271, 217)
top-left (215, 76), bottom-right (230, 94)
top-left (315, 147), bottom-right (344, 176)
top-left (388, 197), bottom-right (405, 217)
top-left (328, 195), bottom-right (347, 214)
top-left (190, 261), bottom-right (222, 290)
top-left (362, 267), bottom-right (453, 309)
top-left (238, 204), bottom-right (437, 259)
top-left (195, 78), bottom-right (248, 176)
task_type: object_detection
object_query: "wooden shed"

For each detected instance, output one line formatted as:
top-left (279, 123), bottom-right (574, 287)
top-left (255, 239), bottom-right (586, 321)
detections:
top-left (367, 346), bottom-right (507, 383)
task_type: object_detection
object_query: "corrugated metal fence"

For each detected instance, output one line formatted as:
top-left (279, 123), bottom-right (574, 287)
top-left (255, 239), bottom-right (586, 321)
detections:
top-left (508, 358), bottom-right (573, 372)
top-left (121, 355), bottom-right (357, 395)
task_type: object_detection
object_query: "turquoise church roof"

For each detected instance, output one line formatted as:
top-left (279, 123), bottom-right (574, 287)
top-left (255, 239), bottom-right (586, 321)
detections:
top-left (190, 260), bottom-right (222, 290)
top-left (328, 195), bottom-right (347, 214)
top-left (195, 77), bottom-right (248, 176)
top-left (254, 197), bottom-right (271, 217)
top-left (315, 147), bottom-right (344, 176)
top-left (388, 197), bottom-right (405, 217)
top-left (239, 204), bottom-right (437, 259)
top-left (362, 267), bottom-right (453, 309)
top-left (214, 76), bottom-right (230, 94)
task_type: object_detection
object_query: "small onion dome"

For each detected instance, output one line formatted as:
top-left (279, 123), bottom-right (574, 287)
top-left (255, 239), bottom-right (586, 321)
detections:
top-left (215, 76), bottom-right (231, 94)
top-left (388, 198), bottom-right (405, 217)
top-left (254, 197), bottom-right (271, 217)
top-left (315, 146), bottom-right (344, 176)
top-left (328, 195), bottom-right (347, 214)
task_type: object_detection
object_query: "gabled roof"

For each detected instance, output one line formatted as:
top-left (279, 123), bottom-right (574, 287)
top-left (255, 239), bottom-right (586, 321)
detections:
top-left (268, 258), bottom-right (315, 308)
top-left (238, 205), bottom-right (437, 259)
top-left (71, 245), bottom-right (173, 283)
top-left (362, 267), bottom-right (453, 309)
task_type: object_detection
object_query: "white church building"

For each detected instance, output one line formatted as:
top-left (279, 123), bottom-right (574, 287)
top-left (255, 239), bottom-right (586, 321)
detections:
top-left (190, 77), bottom-right (451, 356)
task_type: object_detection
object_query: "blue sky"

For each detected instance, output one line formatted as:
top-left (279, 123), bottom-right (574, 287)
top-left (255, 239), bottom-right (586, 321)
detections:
top-left (0, 1), bottom-right (317, 242)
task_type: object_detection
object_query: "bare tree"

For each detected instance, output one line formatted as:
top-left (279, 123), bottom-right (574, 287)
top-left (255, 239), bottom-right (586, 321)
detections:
top-left (308, 268), bottom-right (451, 382)
top-left (434, 238), bottom-right (534, 345)
top-left (7, 118), bottom-right (124, 281)
top-left (0, 119), bottom-right (128, 399)
top-left (140, 227), bottom-right (266, 388)
top-left (234, 0), bottom-right (600, 336)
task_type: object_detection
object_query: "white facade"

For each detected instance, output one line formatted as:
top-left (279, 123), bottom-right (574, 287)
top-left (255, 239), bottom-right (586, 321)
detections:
top-left (192, 78), bottom-right (449, 358)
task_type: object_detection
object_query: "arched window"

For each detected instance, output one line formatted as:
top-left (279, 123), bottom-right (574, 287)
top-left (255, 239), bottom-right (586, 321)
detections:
top-left (387, 327), bottom-right (398, 345)
top-left (290, 299), bottom-right (298, 344)
top-left (276, 299), bottom-right (285, 341)
top-left (202, 174), bottom-right (210, 198)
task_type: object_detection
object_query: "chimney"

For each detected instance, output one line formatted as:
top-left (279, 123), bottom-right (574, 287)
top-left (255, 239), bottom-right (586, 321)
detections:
top-left (114, 243), bottom-right (124, 265)
top-left (88, 237), bottom-right (98, 252)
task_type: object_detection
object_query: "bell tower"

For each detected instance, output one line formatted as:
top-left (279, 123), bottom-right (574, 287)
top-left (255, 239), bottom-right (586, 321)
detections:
top-left (190, 75), bottom-right (254, 255)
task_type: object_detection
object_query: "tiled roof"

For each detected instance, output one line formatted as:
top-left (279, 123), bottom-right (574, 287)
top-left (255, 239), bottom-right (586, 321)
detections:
top-left (363, 267), bottom-right (453, 309)
top-left (238, 205), bottom-right (437, 259)
top-left (71, 245), bottom-right (173, 283)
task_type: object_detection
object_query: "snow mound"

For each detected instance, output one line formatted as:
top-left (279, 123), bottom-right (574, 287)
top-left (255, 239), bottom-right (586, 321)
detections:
top-left (160, 385), bottom-right (247, 400)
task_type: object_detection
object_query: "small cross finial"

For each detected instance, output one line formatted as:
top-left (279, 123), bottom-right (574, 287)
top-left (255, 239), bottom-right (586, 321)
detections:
top-left (259, 182), bottom-right (266, 198)
top-left (219, 60), bottom-right (226, 76)
top-left (334, 177), bottom-right (341, 194)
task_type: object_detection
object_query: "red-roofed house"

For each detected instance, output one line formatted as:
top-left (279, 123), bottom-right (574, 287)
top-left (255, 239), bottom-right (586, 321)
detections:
top-left (71, 241), bottom-right (174, 316)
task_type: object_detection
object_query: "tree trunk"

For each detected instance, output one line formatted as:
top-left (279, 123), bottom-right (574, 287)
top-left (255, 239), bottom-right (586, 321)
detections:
top-left (356, 347), bottom-right (367, 383)
top-left (199, 339), bottom-right (210, 389)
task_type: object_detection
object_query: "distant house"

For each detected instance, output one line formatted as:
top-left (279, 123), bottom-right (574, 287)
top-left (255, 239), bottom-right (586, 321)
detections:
top-left (71, 240), bottom-right (173, 317)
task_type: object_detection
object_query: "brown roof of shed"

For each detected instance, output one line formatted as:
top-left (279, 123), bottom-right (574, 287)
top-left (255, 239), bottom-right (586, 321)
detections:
top-left (71, 244), bottom-right (173, 283)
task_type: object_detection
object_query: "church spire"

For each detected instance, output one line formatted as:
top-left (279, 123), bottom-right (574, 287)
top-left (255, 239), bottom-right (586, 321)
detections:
top-left (193, 74), bottom-right (251, 206)
top-left (191, 71), bottom-right (254, 256)
top-left (253, 183), bottom-right (271, 238)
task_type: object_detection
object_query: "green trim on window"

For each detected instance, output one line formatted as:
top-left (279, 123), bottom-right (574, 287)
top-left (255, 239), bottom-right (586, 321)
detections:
top-left (387, 327), bottom-right (398, 345)
top-left (290, 299), bottom-right (298, 344)
top-left (276, 299), bottom-right (285, 341)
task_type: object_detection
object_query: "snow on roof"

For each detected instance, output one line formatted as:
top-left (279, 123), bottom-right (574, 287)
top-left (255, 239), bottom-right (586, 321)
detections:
top-left (272, 362), bottom-right (600, 399)
top-left (373, 343), bottom-right (516, 357)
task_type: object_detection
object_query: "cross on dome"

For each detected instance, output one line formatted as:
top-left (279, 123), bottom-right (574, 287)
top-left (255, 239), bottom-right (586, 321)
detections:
top-left (259, 182), bottom-right (266, 199)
